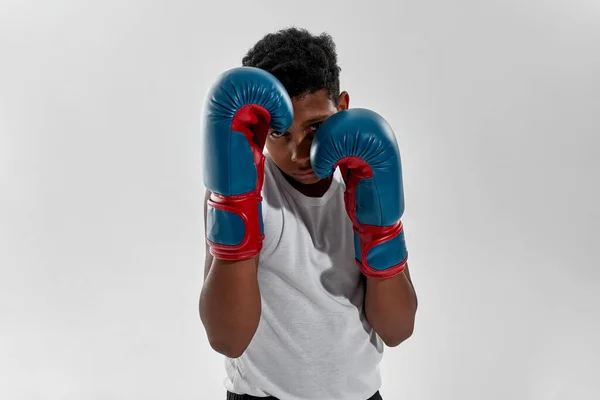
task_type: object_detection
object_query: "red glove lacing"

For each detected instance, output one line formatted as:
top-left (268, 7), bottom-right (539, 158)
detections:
top-left (206, 105), bottom-right (270, 261)
top-left (337, 157), bottom-right (407, 278)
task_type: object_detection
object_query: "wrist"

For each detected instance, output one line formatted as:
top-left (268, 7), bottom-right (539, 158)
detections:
top-left (206, 191), bottom-right (264, 260)
top-left (355, 220), bottom-right (408, 278)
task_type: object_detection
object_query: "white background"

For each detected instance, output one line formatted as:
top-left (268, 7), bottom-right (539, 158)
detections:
top-left (1, 0), bottom-right (599, 399)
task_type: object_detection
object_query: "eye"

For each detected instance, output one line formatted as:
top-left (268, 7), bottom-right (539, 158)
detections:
top-left (308, 122), bottom-right (324, 132)
top-left (305, 122), bottom-right (324, 139)
top-left (269, 130), bottom-right (288, 138)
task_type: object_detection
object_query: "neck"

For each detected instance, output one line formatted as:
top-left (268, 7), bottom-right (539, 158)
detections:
top-left (282, 172), bottom-right (333, 198)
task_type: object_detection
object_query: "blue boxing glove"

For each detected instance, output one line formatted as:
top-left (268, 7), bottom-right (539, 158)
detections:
top-left (202, 67), bottom-right (293, 260)
top-left (311, 109), bottom-right (408, 278)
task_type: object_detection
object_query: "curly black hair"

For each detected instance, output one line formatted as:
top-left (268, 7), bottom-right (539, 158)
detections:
top-left (242, 27), bottom-right (341, 105)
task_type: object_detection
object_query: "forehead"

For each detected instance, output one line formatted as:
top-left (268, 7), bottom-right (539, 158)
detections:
top-left (291, 89), bottom-right (336, 121)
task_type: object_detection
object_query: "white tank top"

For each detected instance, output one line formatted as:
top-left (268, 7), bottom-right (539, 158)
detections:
top-left (223, 153), bottom-right (384, 400)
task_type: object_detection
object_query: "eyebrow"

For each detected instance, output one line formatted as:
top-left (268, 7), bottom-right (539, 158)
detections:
top-left (269, 114), bottom-right (330, 133)
top-left (303, 114), bottom-right (330, 127)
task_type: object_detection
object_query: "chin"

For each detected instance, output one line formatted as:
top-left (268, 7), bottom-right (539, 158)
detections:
top-left (295, 176), bottom-right (321, 185)
top-left (288, 171), bottom-right (321, 185)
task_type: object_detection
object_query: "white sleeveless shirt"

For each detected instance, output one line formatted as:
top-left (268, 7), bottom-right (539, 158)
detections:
top-left (223, 154), bottom-right (384, 400)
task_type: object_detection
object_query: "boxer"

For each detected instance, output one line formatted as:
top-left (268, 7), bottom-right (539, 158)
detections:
top-left (200, 27), bottom-right (418, 400)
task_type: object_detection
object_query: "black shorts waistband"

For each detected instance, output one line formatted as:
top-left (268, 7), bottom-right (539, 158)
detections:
top-left (226, 390), bottom-right (382, 400)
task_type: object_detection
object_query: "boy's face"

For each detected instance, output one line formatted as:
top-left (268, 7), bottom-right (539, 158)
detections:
top-left (266, 89), bottom-right (349, 186)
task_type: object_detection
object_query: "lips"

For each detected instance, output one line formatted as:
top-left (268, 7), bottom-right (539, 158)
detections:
top-left (293, 170), bottom-right (317, 180)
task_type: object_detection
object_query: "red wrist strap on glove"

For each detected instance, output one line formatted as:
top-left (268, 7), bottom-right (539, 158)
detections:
top-left (353, 220), bottom-right (407, 278)
top-left (206, 189), bottom-right (264, 261)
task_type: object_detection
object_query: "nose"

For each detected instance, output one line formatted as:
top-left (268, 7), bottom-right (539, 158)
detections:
top-left (290, 134), bottom-right (312, 166)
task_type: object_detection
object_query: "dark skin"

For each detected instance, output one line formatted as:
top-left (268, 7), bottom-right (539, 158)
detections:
top-left (199, 89), bottom-right (417, 358)
top-left (199, 210), bottom-right (260, 358)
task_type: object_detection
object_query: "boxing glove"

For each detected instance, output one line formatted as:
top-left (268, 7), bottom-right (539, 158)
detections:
top-left (311, 108), bottom-right (408, 278)
top-left (202, 67), bottom-right (293, 260)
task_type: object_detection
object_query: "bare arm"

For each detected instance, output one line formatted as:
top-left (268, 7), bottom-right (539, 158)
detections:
top-left (365, 263), bottom-right (418, 347)
top-left (199, 189), bottom-right (261, 358)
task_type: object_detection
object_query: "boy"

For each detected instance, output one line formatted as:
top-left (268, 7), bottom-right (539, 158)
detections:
top-left (200, 27), bottom-right (418, 400)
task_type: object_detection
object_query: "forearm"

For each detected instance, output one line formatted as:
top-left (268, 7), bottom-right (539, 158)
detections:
top-left (199, 257), bottom-right (261, 358)
top-left (365, 266), bottom-right (417, 347)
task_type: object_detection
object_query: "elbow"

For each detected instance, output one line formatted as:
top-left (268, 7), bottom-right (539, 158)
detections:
top-left (207, 336), bottom-right (248, 358)
top-left (381, 322), bottom-right (415, 348)
top-left (199, 317), bottom-right (251, 358)
top-left (200, 310), bottom-right (254, 359)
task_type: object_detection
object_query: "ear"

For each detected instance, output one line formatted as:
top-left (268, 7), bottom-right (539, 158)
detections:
top-left (337, 91), bottom-right (350, 111)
